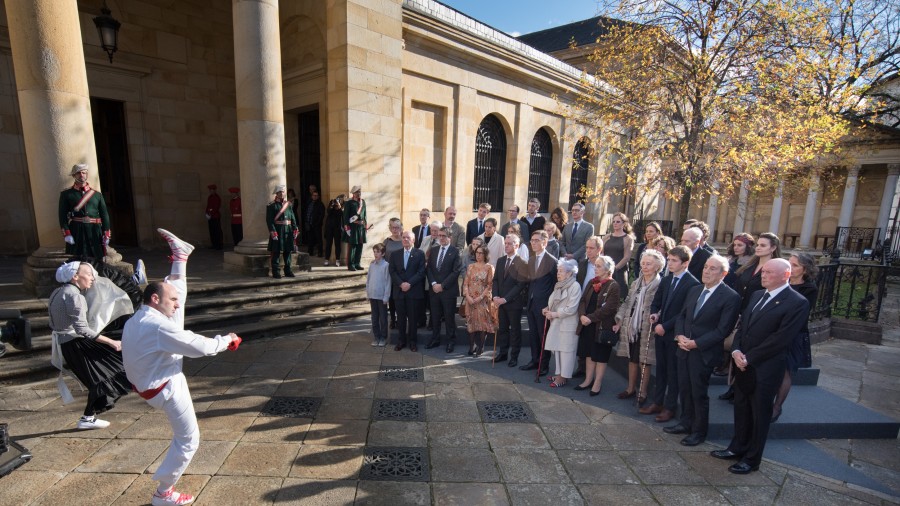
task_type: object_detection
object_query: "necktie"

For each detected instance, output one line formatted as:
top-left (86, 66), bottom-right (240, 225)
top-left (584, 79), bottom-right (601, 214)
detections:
top-left (437, 247), bottom-right (446, 269)
top-left (478, 220), bottom-right (483, 235)
top-left (751, 292), bottom-right (771, 316)
top-left (404, 249), bottom-right (410, 269)
top-left (505, 257), bottom-right (512, 278)
top-left (420, 227), bottom-right (425, 244)
top-left (671, 276), bottom-right (679, 293)
top-left (694, 289), bottom-right (710, 317)
top-left (572, 222), bottom-right (578, 237)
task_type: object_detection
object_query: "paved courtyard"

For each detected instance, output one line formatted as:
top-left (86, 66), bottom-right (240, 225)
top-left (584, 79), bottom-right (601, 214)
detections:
top-left (2, 315), bottom-right (898, 505)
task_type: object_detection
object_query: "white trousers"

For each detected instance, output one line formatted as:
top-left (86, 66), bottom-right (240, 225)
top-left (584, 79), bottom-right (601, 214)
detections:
top-left (554, 350), bottom-right (576, 379)
top-left (147, 372), bottom-right (198, 490)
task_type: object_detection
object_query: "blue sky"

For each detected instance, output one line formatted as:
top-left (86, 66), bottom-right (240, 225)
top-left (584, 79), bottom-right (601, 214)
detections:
top-left (438, 0), bottom-right (602, 37)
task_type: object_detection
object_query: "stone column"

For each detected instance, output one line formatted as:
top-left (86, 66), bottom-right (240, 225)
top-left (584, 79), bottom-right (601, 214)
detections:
top-left (225, 0), bottom-right (290, 276)
top-left (706, 182), bottom-right (719, 243)
top-left (656, 179), bottom-right (668, 222)
top-left (768, 180), bottom-right (784, 235)
top-left (837, 165), bottom-right (861, 228)
top-left (799, 171), bottom-right (821, 249)
top-left (732, 180), bottom-right (749, 235)
top-left (6, 0), bottom-right (103, 295)
top-left (875, 163), bottom-right (900, 241)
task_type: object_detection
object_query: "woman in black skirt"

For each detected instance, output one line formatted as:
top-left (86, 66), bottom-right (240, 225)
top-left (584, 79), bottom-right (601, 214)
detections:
top-left (574, 256), bottom-right (621, 395)
top-left (49, 262), bottom-right (131, 430)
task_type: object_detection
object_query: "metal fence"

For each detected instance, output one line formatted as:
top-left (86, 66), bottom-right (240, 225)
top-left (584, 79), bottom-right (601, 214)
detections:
top-left (816, 261), bottom-right (888, 322)
top-left (830, 227), bottom-right (881, 260)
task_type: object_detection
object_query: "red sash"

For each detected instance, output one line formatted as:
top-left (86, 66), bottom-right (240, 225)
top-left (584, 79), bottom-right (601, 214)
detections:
top-left (73, 189), bottom-right (96, 212)
top-left (273, 200), bottom-right (290, 222)
top-left (132, 380), bottom-right (168, 400)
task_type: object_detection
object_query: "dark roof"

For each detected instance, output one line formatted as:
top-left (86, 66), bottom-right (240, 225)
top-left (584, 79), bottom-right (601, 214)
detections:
top-left (516, 16), bottom-right (627, 53)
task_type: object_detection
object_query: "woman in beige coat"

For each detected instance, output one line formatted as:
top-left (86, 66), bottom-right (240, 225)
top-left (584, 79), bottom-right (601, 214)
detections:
top-left (542, 259), bottom-right (583, 388)
top-left (613, 249), bottom-right (665, 405)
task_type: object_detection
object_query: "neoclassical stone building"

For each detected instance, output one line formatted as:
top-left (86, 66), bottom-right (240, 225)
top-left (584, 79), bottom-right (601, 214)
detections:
top-left (1, 1), bottom-right (897, 292)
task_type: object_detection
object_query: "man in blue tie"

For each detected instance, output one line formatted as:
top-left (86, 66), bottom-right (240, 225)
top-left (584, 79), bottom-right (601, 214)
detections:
top-left (389, 230), bottom-right (426, 351)
top-left (466, 203), bottom-right (491, 244)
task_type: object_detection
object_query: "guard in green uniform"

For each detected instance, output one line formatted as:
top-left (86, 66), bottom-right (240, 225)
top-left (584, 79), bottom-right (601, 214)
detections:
top-left (267, 184), bottom-right (299, 278)
top-left (342, 185), bottom-right (372, 271)
top-left (58, 163), bottom-right (111, 261)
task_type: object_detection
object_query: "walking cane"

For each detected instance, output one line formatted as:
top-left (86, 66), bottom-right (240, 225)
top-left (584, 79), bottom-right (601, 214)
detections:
top-left (636, 329), bottom-right (651, 407)
top-left (491, 332), bottom-right (497, 368)
top-left (534, 317), bottom-right (549, 383)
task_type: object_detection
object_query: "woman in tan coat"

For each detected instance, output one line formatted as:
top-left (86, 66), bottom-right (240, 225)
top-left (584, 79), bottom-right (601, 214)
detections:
top-left (543, 259), bottom-right (584, 387)
top-left (613, 249), bottom-right (665, 405)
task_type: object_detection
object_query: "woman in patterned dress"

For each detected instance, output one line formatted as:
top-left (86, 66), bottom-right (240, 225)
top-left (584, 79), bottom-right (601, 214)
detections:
top-left (462, 246), bottom-right (496, 356)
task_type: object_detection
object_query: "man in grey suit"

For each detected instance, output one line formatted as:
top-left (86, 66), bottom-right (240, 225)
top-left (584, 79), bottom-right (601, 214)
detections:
top-left (425, 227), bottom-right (462, 353)
top-left (665, 256), bottom-right (741, 446)
top-left (560, 203), bottom-right (594, 261)
top-left (442, 206), bottom-right (466, 250)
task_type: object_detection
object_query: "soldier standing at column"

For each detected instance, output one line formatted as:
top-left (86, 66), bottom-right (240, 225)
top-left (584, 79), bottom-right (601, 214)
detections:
top-left (205, 184), bottom-right (223, 250)
top-left (228, 187), bottom-right (243, 246)
top-left (267, 185), bottom-right (299, 278)
top-left (59, 163), bottom-right (110, 261)
top-left (343, 185), bottom-right (372, 271)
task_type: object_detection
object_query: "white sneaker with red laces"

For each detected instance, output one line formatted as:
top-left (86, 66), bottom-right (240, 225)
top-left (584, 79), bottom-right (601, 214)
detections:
top-left (151, 487), bottom-right (195, 506)
top-left (157, 228), bottom-right (195, 259)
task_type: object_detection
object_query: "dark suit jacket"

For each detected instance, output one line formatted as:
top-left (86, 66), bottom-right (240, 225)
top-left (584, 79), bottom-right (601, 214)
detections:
top-left (304, 200), bottom-right (326, 230)
top-left (687, 247), bottom-right (713, 282)
top-left (650, 271), bottom-right (700, 337)
top-left (675, 283), bottom-right (741, 367)
top-left (466, 218), bottom-right (484, 245)
top-left (527, 251), bottom-right (558, 310)
top-left (500, 220), bottom-right (529, 241)
top-left (492, 255), bottom-right (528, 305)
top-left (389, 248), bottom-right (426, 299)
top-left (412, 224), bottom-right (430, 249)
top-left (731, 287), bottom-right (810, 382)
top-left (426, 244), bottom-right (462, 297)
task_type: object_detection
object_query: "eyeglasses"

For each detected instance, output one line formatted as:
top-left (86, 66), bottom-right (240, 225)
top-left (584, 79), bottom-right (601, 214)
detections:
top-left (529, 238), bottom-right (542, 243)
top-left (438, 234), bottom-right (448, 238)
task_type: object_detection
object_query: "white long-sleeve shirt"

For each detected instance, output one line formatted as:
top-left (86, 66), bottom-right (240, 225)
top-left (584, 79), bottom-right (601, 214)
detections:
top-left (122, 304), bottom-right (230, 394)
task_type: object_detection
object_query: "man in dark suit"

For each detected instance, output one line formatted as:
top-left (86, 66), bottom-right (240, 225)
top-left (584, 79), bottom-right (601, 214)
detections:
top-left (520, 230), bottom-right (558, 375)
top-left (412, 208), bottom-right (431, 249)
top-left (521, 198), bottom-right (546, 251)
top-left (560, 203), bottom-right (594, 261)
top-left (304, 190), bottom-right (326, 257)
top-left (389, 231), bottom-right (427, 352)
top-left (466, 203), bottom-right (491, 245)
top-left (681, 226), bottom-right (713, 282)
top-left (711, 258), bottom-right (809, 474)
top-left (425, 227), bottom-right (462, 353)
top-left (492, 234), bottom-right (528, 367)
top-left (641, 245), bottom-right (700, 422)
top-left (664, 256), bottom-right (741, 446)
top-left (500, 204), bottom-right (529, 239)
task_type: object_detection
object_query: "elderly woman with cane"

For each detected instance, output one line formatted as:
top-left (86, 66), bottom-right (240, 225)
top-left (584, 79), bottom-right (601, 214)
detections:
top-left (574, 256), bottom-right (621, 395)
top-left (613, 249), bottom-right (665, 405)
top-left (542, 259), bottom-right (583, 387)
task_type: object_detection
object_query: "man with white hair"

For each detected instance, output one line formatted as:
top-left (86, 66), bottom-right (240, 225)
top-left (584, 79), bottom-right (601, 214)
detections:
top-left (58, 163), bottom-right (110, 261)
top-left (711, 258), bottom-right (809, 474)
top-left (681, 226), bottom-right (713, 281)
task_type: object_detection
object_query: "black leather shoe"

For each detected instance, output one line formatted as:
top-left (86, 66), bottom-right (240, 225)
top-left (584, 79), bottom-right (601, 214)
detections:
top-left (728, 462), bottom-right (759, 474)
top-left (681, 433), bottom-right (706, 446)
top-left (284, 272), bottom-right (296, 277)
top-left (409, 344), bottom-right (418, 352)
top-left (710, 449), bottom-right (742, 460)
top-left (507, 359), bottom-right (518, 368)
top-left (718, 388), bottom-right (735, 400)
top-left (538, 367), bottom-right (549, 377)
top-left (445, 343), bottom-right (455, 353)
top-left (519, 362), bottom-right (538, 371)
top-left (663, 424), bottom-right (690, 435)
top-left (425, 340), bottom-right (440, 349)
top-left (493, 354), bottom-right (508, 363)
top-left (272, 274), bottom-right (282, 279)
top-left (394, 344), bottom-right (406, 351)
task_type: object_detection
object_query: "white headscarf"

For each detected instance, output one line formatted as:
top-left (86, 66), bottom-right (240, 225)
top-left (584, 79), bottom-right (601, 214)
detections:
top-left (55, 262), bottom-right (81, 283)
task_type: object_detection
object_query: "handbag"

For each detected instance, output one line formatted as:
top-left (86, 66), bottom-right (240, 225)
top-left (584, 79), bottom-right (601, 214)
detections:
top-left (458, 301), bottom-right (467, 318)
top-left (597, 328), bottom-right (620, 346)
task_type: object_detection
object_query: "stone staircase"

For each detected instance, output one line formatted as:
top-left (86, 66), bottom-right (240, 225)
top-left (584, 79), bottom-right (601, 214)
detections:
top-left (0, 269), bottom-right (369, 382)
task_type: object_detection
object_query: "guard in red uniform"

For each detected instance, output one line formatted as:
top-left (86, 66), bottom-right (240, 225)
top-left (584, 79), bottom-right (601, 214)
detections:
top-left (205, 184), bottom-right (223, 250)
top-left (228, 187), bottom-right (242, 246)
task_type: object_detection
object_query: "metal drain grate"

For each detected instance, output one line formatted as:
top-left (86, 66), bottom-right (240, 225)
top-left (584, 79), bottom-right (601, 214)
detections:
top-left (372, 399), bottom-right (425, 421)
top-left (359, 447), bottom-right (430, 482)
top-left (260, 396), bottom-right (321, 418)
top-left (477, 401), bottom-right (536, 423)
top-left (379, 366), bottom-right (423, 382)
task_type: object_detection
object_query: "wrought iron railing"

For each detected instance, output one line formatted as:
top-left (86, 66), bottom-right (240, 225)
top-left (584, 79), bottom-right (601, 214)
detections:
top-left (830, 227), bottom-right (880, 260)
top-left (816, 261), bottom-right (887, 322)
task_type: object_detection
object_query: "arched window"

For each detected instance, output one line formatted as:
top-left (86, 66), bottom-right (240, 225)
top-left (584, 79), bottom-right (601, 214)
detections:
top-left (528, 129), bottom-right (552, 212)
top-left (473, 115), bottom-right (507, 211)
top-left (569, 138), bottom-right (590, 208)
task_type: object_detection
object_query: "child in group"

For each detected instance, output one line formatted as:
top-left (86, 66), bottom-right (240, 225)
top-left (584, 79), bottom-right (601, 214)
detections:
top-left (367, 243), bottom-right (391, 346)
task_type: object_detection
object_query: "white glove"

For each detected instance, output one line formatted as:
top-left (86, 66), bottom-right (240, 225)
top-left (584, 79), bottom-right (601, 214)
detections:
top-left (103, 236), bottom-right (110, 246)
top-left (64, 236), bottom-right (75, 245)
top-left (205, 213), bottom-right (211, 220)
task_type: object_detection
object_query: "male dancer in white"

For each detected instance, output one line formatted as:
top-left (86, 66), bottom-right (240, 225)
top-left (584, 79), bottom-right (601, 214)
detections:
top-left (122, 229), bottom-right (241, 506)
